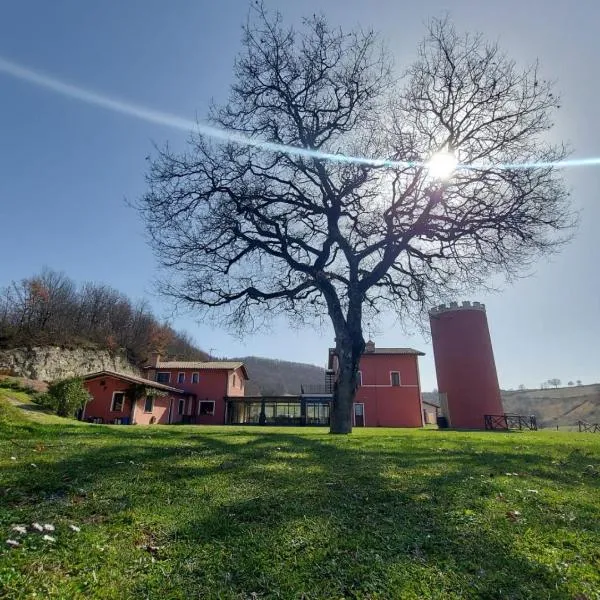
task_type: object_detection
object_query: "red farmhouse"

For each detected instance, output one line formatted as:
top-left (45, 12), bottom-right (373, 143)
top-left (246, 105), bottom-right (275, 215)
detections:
top-left (82, 370), bottom-right (189, 425)
top-left (328, 341), bottom-right (425, 427)
top-left (82, 356), bottom-right (248, 425)
top-left (142, 355), bottom-right (248, 424)
top-left (82, 343), bottom-right (425, 428)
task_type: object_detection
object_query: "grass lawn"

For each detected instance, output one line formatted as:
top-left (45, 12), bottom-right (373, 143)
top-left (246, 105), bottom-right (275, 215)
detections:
top-left (1, 388), bottom-right (599, 599)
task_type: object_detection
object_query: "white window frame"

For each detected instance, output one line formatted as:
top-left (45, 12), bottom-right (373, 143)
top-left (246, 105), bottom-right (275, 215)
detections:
top-left (156, 372), bottom-right (171, 384)
top-left (191, 372), bottom-right (199, 384)
top-left (390, 371), bottom-right (401, 387)
top-left (177, 372), bottom-right (185, 384)
top-left (198, 400), bottom-right (215, 416)
top-left (111, 391), bottom-right (125, 412)
top-left (178, 398), bottom-right (185, 416)
top-left (143, 396), bottom-right (154, 413)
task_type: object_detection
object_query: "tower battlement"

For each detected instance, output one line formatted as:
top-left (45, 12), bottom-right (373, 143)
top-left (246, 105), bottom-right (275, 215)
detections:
top-left (429, 300), bottom-right (486, 315)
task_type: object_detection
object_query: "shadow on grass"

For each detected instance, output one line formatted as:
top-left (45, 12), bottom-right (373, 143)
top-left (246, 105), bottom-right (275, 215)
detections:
top-left (1, 426), bottom-right (598, 598)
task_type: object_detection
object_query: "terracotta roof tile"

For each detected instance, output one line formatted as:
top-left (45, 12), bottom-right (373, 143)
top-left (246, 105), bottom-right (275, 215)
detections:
top-left (82, 370), bottom-right (186, 394)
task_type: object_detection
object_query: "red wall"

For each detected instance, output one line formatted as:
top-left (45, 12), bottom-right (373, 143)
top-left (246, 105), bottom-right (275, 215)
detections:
top-left (145, 367), bottom-right (246, 425)
top-left (430, 306), bottom-right (504, 429)
top-left (353, 353), bottom-right (423, 427)
top-left (83, 376), bottom-right (180, 425)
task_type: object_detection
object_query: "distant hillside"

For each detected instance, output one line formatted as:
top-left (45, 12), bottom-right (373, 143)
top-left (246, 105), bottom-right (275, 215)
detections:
top-left (424, 385), bottom-right (600, 428)
top-left (502, 384), bottom-right (600, 428)
top-left (236, 356), bottom-right (326, 396)
top-left (0, 269), bottom-right (208, 367)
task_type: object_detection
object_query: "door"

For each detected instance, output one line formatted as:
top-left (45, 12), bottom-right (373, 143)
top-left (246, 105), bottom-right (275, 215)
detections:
top-left (354, 403), bottom-right (365, 427)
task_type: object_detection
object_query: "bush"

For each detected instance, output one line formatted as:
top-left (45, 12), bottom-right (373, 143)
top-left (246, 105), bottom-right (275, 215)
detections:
top-left (43, 377), bottom-right (90, 418)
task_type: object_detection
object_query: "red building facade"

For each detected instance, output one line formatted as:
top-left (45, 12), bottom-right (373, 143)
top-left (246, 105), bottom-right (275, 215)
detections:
top-left (143, 357), bottom-right (248, 425)
top-left (82, 371), bottom-right (189, 425)
top-left (81, 358), bottom-right (248, 426)
top-left (329, 342), bottom-right (425, 428)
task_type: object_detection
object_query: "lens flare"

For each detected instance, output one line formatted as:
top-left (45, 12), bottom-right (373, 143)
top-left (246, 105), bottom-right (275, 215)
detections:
top-left (0, 55), bottom-right (598, 172)
top-left (427, 151), bottom-right (458, 179)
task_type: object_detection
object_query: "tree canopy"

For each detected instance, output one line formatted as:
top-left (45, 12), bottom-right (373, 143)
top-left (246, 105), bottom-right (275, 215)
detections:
top-left (138, 7), bottom-right (574, 432)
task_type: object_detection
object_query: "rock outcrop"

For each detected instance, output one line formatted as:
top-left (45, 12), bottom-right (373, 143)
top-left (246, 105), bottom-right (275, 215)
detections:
top-left (0, 346), bottom-right (139, 381)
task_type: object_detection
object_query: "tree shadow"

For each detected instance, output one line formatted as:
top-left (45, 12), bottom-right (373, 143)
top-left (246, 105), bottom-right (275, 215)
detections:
top-left (1, 426), bottom-right (598, 598)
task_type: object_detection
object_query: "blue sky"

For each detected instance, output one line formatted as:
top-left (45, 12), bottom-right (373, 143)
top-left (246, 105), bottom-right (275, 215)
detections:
top-left (1, 0), bottom-right (599, 390)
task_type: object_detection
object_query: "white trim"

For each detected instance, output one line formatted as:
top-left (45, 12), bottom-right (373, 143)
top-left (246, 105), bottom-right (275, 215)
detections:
top-left (143, 396), bottom-right (154, 413)
top-left (358, 383), bottom-right (418, 388)
top-left (416, 357), bottom-right (424, 427)
top-left (156, 372), bottom-right (171, 383)
top-left (353, 402), bottom-right (365, 427)
top-left (131, 396), bottom-right (138, 423)
top-left (177, 372), bottom-right (186, 384)
top-left (110, 391), bottom-right (126, 412)
top-left (198, 400), bottom-right (216, 416)
top-left (177, 398), bottom-right (185, 416)
top-left (390, 371), bottom-right (401, 387)
top-left (191, 372), bottom-right (200, 384)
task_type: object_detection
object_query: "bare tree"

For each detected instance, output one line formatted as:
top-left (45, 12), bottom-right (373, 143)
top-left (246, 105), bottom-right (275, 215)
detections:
top-left (137, 8), bottom-right (573, 433)
top-left (548, 378), bottom-right (561, 388)
top-left (0, 270), bottom-right (207, 364)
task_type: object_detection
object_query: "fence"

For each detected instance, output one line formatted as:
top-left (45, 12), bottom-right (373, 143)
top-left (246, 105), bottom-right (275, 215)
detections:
top-left (578, 421), bottom-right (600, 433)
top-left (484, 414), bottom-right (538, 431)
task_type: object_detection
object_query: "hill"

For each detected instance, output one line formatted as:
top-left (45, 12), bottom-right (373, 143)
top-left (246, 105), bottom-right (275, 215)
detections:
top-left (424, 385), bottom-right (600, 428)
top-left (502, 384), bottom-right (600, 428)
top-left (0, 269), bottom-right (208, 368)
top-left (236, 356), bottom-right (326, 396)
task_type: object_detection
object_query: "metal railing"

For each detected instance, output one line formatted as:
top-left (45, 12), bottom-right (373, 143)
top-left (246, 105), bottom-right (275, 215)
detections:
top-left (484, 414), bottom-right (538, 431)
top-left (300, 383), bottom-right (333, 395)
top-left (578, 421), bottom-right (600, 433)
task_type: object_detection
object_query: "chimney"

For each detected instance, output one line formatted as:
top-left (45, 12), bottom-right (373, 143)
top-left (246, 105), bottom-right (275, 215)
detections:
top-left (365, 340), bottom-right (375, 353)
top-left (150, 352), bottom-right (161, 368)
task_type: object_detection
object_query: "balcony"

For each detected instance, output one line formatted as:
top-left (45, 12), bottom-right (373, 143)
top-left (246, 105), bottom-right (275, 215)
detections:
top-left (300, 383), bottom-right (333, 395)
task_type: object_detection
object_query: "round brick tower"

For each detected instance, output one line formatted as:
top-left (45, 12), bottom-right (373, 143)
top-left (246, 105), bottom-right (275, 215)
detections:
top-left (429, 301), bottom-right (503, 429)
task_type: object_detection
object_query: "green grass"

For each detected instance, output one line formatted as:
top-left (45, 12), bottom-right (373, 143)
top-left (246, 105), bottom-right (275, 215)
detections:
top-left (1, 388), bottom-right (599, 599)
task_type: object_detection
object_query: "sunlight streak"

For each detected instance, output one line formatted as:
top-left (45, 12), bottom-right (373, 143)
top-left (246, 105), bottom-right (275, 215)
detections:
top-left (1, 55), bottom-right (598, 172)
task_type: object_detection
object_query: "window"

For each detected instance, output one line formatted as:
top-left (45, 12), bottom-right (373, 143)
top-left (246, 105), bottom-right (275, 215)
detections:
top-left (391, 371), bottom-right (401, 387)
top-left (177, 372), bottom-right (185, 384)
top-left (192, 372), bottom-right (199, 384)
top-left (156, 372), bottom-right (170, 384)
top-left (178, 398), bottom-right (185, 415)
top-left (144, 396), bottom-right (154, 413)
top-left (232, 374), bottom-right (237, 387)
top-left (199, 401), bottom-right (215, 416)
top-left (111, 392), bottom-right (125, 412)
top-left (357, 371), bottom-right (362, 386)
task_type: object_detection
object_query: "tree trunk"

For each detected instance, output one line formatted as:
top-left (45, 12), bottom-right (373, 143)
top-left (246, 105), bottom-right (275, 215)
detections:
top-left (330, 367), bottom-right (356, 433)
top-left (329, 330), bottom-right (364, 434)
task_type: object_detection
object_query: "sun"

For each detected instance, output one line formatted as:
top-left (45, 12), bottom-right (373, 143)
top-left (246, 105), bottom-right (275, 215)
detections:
top-left (427, 151), bottom-right (458, 180)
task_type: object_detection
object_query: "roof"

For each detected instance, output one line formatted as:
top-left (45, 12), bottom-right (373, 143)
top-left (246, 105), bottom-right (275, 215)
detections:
top-left (82, 370), bottom-right (186, 394)
top-left (149, 361), bottom-right (249, 379)
top-left (422, 399), bottom-right (440, 408)
top-left (328, 347), bottom-right (425, 356)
